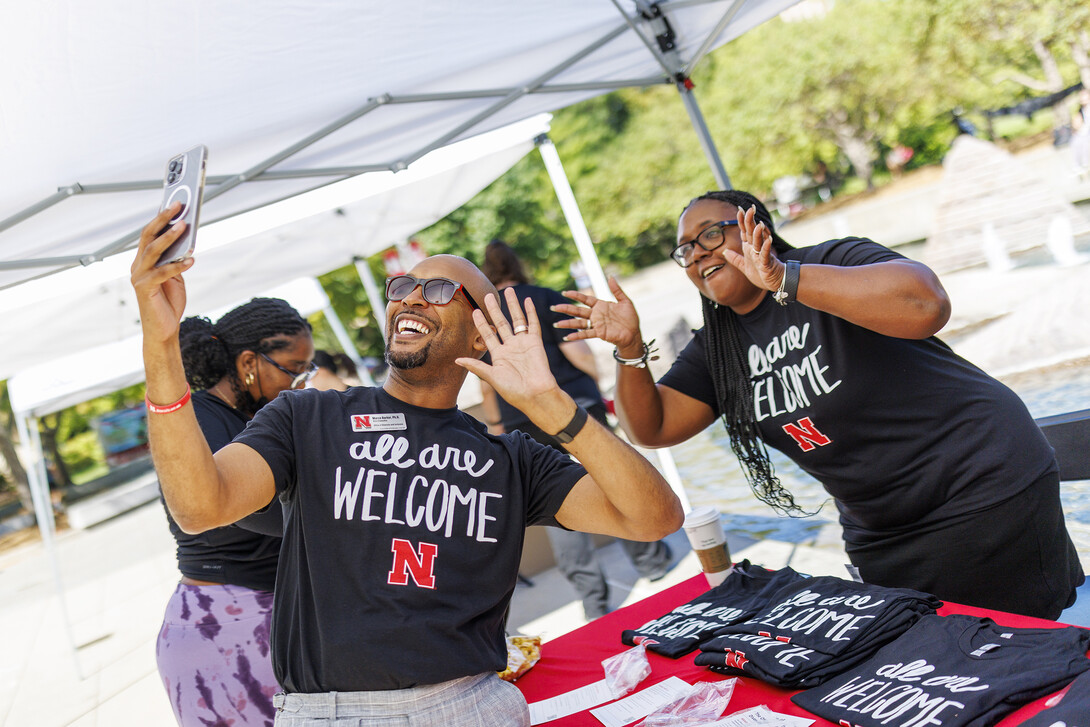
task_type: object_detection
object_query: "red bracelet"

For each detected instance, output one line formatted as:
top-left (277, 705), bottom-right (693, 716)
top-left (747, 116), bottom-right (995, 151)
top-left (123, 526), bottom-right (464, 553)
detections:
top-left (145, 386), bottom-right (192, 414)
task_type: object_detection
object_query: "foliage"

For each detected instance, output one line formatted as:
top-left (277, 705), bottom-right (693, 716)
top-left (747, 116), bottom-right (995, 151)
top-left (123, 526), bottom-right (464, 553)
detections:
top-left (317, 261), bottom-right (387, 360)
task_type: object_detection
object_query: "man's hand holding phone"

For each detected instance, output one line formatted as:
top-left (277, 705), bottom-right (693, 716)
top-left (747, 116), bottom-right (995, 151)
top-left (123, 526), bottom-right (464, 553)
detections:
top-left (131, 145), bottom-right (208, 345)
top-left (131, 202), bottom-right (195, 346)
top-left (155, 145), bottom-right (207, 267)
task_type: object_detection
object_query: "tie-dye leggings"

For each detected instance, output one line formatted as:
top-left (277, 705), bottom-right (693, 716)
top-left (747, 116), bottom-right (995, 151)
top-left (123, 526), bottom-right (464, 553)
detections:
top-left (156, 582), bottom-right (281, 727)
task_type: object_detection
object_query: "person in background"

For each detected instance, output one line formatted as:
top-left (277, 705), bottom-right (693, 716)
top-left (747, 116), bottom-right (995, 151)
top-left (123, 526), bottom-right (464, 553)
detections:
top-left (310, 349), bottom-right (349, 391)
top-left (558, 189), bottom-right (1083, 621)
top-left (156, 296), bottom-right (318, 727)
top-left (131, 202), bottom-right (683, 726)
top-left (480, 239), bottom-right (672, 620)
top-left (1072, 88), bottom-right (1090, 179)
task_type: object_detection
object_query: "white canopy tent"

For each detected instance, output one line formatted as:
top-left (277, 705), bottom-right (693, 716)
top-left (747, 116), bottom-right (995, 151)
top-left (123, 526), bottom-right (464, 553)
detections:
top-left (0, 114), bottom-right (551, 379)
top-left (0, 0), bottom-right (800, 343)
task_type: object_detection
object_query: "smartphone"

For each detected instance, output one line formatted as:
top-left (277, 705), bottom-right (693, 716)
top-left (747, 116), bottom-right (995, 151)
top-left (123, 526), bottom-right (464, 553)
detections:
top-left (155, 144), bottom-right (208, 267)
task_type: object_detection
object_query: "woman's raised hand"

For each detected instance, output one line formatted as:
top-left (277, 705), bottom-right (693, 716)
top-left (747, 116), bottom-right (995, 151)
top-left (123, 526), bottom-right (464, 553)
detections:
top-left (553, 276), bottom-right (643, 351)
top-left (728, 205), bottom-right (785, 293)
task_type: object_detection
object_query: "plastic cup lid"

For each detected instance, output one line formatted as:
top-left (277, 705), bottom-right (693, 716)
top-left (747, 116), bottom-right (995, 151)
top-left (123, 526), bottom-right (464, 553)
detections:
top-left (683, 505), bottom-right (721, 529)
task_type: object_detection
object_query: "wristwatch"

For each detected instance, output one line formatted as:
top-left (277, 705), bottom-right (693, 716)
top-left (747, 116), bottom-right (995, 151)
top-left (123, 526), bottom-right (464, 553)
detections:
top-left (553, 406), bottom-right (588, 444)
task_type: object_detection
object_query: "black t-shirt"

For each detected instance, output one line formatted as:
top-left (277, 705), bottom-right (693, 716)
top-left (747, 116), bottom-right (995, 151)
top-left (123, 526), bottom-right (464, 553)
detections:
top-left (695, 576), bottom-right (941, 688)
top-left (490, 283), bottom-right (602, 428)
top-left (657, 238), bottom-right (1056, 538)
top-left (621, 561), bottom-right (807, 658)
top-left (792, 614), bottom-right (1090, 727)
top-left (1021, 668), bottom-right (1090, 726)
top-left (162, 390), bottom-right (281, 591)
top-left (233, 386), bottom-right (587, 693)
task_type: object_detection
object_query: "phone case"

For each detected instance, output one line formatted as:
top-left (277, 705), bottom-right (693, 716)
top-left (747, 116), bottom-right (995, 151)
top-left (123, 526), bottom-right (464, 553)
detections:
top-left (155, 144), bottom-right (208, 267)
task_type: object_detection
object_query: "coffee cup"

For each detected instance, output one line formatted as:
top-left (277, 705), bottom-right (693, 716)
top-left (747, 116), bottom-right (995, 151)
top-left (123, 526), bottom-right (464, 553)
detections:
top-left (682, 506), bottom-right (731, 587)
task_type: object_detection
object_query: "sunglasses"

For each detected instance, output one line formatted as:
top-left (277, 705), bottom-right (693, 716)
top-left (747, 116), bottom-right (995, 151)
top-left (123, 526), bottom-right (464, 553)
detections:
top-left (259, 352), bottom-right (318, 389)
top-left (670, 220), bottom-right (740, 268)
top-left (385, 274), bottom-right (480, 310)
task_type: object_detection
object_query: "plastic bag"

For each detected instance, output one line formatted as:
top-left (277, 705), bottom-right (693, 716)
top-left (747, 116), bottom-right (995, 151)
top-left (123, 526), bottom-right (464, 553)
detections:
top-left (602, 644), bottom-right (652, 698)
top-left (497, 635), bottom-right (542, 682)
top-left (636, 679), bottom-right (737, 726)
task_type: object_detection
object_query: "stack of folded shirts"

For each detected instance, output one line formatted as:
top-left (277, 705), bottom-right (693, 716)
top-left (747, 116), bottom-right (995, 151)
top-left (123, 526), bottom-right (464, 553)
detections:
top-left (1020, 667), bottom-right (1090, 726)
top-left (792, 614), bottom-right (1090, 727)
top-left (694, 576), bottom-right (942, 688)
top-left (621, 561), bottom-right (807, 658)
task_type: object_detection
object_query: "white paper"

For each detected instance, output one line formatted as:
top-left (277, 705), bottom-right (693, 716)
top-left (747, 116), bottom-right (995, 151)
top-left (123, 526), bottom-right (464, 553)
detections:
top-left (590, 676), bottom-right (693, 727)
top-left (528, 679), bottom-right (616, 725)
top-left (705, 705), bottom-right (815, 727)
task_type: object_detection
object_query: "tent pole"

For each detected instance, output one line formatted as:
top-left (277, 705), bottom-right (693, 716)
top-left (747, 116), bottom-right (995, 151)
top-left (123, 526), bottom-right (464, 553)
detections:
top-left (313, 279), bottom-right (375, 387)
top-left (534, 135), bottom-right (611, 301)
top-left (353, 256), bottom-right (387, 342)
top-left (676, 79), bottom-right (732, 190)
top-left (15, 414), bottom-right (83, 678)
top-left (535, 133), bottom-right (691, 509)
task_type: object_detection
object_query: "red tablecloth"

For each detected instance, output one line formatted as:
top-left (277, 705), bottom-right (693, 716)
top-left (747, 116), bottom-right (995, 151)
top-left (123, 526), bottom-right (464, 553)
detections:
top-left (514, 574), bottom-right (1080, 726)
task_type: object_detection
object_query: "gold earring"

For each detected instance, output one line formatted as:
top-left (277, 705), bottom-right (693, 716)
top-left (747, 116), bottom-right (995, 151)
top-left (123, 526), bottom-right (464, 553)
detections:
top-left (245, 372), bottom-right (255, 386)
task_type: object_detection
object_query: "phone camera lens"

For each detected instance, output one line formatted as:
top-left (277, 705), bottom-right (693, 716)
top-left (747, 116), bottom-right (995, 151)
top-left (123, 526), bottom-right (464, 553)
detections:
top-left (167, 172), bottom-right (178, 184)
top-left (169, 160), bottom-right (181, 172)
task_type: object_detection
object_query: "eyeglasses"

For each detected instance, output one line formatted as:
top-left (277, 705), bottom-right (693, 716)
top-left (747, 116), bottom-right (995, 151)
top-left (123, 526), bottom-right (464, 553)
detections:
top-left (259, 352), bottom-right (318, 389)
top-left (670, 220), bottom-right (740, 268)
top-left (385, 274), bottom-right (480, 310)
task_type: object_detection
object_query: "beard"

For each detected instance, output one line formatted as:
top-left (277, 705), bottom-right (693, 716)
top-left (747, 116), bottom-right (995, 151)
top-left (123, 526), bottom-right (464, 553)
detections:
top-left (385, 341), bottom-right (431, 370)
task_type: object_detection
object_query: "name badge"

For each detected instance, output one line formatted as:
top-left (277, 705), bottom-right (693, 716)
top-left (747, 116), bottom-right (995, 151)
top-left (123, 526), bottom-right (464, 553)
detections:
top-left (351, 413), bottom-right (407, 432)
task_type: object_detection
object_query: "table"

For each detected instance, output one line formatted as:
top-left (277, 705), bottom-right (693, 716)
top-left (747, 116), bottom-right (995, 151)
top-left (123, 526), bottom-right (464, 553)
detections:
top-left (513, 574), bottom-right (1079, 726)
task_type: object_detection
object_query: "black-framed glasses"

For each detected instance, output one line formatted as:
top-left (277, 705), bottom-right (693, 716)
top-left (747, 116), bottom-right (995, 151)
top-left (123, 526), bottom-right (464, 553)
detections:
top-left (670, 220), bottom-right (740, 268)
top-left (385, 274), bottom-right (480, 311)
top-left (259, 352), bottom-right (318, 389)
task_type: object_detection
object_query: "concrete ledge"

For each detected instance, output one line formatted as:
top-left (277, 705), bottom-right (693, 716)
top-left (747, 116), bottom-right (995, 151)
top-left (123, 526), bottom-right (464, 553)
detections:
top-left (66, 472), bottom-right (161, 530)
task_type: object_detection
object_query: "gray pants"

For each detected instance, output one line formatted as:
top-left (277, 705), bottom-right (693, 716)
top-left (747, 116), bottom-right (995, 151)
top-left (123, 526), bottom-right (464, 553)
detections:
top-left (273, 673), bottom-right (529, 726)
top-left (546, 527), bottom-right (671, 620)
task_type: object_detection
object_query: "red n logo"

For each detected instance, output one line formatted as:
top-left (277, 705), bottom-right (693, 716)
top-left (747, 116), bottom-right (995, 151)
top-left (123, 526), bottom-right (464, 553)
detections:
top-left (781, 417), bottom-right (831, 452)
top-left (388, 539), bottom-right (438, 589)
top-left (352, 415), bottom-right (371, 430)
top-left (724, 649), bottom-right (749, 670)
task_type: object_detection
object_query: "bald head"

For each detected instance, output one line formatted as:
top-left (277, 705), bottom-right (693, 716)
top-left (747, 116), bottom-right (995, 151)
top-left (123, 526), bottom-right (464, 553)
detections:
top-left (407, 255), bottom-right (499, 325)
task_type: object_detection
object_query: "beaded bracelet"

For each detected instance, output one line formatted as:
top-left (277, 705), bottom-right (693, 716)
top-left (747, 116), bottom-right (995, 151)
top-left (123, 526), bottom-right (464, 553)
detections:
top-left (145, 385), bottom-right (192, 414)
top-left (612, 339), bottom-right (659, 369)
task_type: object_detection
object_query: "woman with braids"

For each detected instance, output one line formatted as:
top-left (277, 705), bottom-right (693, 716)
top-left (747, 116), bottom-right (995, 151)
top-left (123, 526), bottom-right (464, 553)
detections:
top-left (156, 297), bottom-right (317, 727)
top-left (558, 189), bottom-right (1083, 620)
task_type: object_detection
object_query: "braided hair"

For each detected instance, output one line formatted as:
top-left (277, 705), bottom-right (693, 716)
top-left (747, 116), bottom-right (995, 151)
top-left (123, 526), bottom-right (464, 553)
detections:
top-left (179, 297), bottom-right (311, 418)
top-left (682, 191), bottom-right (813, 516)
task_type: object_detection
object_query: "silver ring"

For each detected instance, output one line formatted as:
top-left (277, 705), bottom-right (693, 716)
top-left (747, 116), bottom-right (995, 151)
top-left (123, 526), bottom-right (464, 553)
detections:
top-left (585, 319), bottom-right (593, 330)
top-left (513, 325), bottom-right (529, 334)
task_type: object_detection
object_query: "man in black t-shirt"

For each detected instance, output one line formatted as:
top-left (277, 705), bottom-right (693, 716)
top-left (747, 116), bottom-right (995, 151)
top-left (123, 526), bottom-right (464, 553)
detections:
top-left (132, 207), bottom-right (684, 727)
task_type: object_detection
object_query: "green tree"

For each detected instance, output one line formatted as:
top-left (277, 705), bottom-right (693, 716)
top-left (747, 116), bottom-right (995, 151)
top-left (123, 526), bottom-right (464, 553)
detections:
top-left (925, 0), bottom-right (1090, 136)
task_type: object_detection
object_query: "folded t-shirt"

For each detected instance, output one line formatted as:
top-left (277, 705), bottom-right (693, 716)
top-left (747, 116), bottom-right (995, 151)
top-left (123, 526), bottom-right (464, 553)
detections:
top-left (621, 561), bottom-right (807, 658)
top-left (792, 614), bottom-right (1090, 727)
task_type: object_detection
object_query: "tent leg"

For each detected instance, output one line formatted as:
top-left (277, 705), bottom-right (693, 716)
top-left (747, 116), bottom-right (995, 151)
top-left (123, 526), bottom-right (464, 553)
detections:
top-left (676, 80), bottom-right (732, 190)
top-left (535, 134), bottom-right (612, 302)
top-left (537, 133), bottom-right (692, 512)
top-left (655, 447), bottom-right (691, 513)
top-left (314, 279), bottom-right (375, 386)
top-left (16, 414), bottom-right (83, 679)
top-left (353, 256), bottom-right (388, 343)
